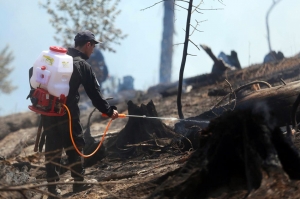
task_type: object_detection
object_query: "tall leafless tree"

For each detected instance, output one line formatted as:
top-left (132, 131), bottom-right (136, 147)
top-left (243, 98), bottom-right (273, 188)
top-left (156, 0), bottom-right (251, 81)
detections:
top-left (159, 0), bottom-right (174, 84)
top-left (144, 0), bottom-right (213, 119)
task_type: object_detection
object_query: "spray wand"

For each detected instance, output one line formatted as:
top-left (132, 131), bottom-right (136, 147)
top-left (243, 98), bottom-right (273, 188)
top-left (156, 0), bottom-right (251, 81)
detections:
top-left (101, 113), bottom-right (209, 124)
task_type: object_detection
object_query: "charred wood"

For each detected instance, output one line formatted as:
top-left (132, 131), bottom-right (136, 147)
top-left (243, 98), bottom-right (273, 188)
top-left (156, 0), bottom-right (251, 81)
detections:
top-left (148, 108), bottom-right (300, 199)
top-left (106, 100), bottom-right (178, 158)
top-left (200, 44), bottom-right (235, 75)
top-left (194, 80), bottom-right (300, 127)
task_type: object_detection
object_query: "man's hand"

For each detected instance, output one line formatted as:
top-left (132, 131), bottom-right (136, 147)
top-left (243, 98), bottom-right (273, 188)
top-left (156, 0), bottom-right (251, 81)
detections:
top-left (111, 110), bottom-right (119, 120)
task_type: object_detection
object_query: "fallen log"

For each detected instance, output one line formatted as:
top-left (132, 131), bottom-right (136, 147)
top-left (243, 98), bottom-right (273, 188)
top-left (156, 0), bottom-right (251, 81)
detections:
top-left (193, 80), bottom-right (300, 127)
top-left (236, 80), bottom-right (300, 126)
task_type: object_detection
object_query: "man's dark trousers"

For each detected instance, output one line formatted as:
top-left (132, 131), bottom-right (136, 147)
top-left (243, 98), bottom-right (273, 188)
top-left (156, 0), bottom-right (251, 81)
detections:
top-left (42, 105), bottom-right (85, 188)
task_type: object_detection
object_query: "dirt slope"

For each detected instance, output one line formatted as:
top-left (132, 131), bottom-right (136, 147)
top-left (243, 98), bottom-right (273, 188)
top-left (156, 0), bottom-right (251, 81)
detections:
top-left (1, 55), bottom-right (300, 199)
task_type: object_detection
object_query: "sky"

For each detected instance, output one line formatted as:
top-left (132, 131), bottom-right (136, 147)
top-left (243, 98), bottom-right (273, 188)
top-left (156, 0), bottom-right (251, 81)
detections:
top-left (0, 0), bottom-right (299, 116)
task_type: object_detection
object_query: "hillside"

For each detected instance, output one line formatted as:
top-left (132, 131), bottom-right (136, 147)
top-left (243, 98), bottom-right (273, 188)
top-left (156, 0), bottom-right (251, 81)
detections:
top-left (1, 54), bottom-right (300, 199)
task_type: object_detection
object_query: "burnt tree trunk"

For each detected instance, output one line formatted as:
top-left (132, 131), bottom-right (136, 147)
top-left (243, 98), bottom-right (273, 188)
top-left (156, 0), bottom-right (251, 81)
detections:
top-left (159, 0), bottom-right (174, 84)
top-left (200, 44), bottom-right (234, 75)
top-left (106, 100), bottom-right (177, 158)
top-left (148, 108), bottom-right (300, 199)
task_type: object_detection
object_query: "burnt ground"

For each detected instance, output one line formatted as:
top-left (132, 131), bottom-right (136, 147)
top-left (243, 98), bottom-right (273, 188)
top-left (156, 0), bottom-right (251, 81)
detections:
top-left (1, 55), bottom-right (300, 199)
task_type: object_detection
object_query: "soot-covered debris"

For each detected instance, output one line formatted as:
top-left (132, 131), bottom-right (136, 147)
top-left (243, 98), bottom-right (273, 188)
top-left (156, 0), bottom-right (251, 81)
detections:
top-left (148, 107), bottom-right (300, 199)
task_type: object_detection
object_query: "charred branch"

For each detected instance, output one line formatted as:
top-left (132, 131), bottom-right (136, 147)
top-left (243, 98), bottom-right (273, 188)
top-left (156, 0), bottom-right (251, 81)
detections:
top-left (177, 0), bottom-right (193, 119)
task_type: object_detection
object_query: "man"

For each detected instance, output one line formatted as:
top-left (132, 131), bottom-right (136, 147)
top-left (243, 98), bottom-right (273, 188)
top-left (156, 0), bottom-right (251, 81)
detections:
top-left (31, 30), bottom-right (118, 198)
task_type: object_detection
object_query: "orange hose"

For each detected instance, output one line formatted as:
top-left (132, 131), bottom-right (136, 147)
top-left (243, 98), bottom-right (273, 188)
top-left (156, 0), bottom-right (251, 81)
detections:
top-left (63, 104), bottom-right (112, 158)
top-left (102, 113), bottom-right (126, 118)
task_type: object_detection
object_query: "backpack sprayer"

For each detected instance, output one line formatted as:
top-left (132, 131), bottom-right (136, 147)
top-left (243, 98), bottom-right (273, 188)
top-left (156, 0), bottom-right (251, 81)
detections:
top-left (28, 46), bottom-right (75, 153)
top-left (29, 46), bottom-right (73, 116)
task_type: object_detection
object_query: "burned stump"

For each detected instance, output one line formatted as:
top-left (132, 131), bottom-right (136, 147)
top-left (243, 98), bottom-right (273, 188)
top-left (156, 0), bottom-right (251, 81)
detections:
top-left (148, 108), bottom-right (300, 199)
top-left (106, 100), bottom-right (177, 158)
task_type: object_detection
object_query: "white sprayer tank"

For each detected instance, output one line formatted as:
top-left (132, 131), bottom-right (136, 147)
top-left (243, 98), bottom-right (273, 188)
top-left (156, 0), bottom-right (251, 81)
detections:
top-left (30, 46), bottom-right (73, 97)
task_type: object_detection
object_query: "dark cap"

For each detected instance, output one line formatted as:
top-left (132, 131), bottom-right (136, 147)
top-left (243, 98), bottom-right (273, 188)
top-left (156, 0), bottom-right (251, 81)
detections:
top-left (74, 30), bottom-right (101, 44)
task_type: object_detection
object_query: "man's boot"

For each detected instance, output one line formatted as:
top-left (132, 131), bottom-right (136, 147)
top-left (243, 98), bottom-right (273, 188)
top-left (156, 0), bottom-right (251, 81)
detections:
top-left (47, 185), bottom-right (61, 199)
top-left (72, 178), bottom-right (92, 193)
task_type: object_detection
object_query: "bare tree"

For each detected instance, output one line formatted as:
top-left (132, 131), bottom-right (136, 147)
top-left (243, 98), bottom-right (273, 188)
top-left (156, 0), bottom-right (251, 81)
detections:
top-left (40, 0), bottom-right (127, 52)
top-left (159, 0), bottom-right (175, 84)
top-left (177, 0), bottom-right (194, 119)
top-left (144, 0), bottom-right (220, 119)
top-left (266, 0), bottom-right (282, 52)
top-left (0, 45), bottom-right (16, 94)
